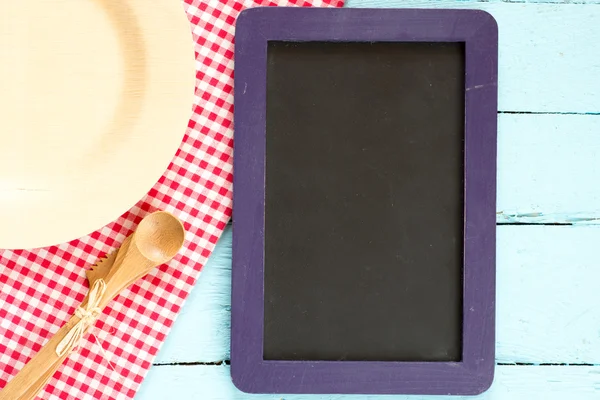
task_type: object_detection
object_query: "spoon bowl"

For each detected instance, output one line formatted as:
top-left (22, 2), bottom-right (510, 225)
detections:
top-left (134, 211), bottom-right (186, 264)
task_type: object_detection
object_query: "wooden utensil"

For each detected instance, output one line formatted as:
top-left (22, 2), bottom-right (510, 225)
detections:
top-left (0, 211), bottom-right (185, 400)
top-left (18, 249), bottom-right (120, 400)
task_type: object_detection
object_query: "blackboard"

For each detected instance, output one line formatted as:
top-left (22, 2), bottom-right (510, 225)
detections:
top-left (232, 7), bottom-right (497, 396)
top-left (264, 41), bottom-right (465, 362)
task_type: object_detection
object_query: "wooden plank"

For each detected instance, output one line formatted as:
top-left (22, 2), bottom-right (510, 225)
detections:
top-left (154, 227), bottom-right (232, 364)
top-left (495, 225), bottom-right (600, 363)
top-left (137, 365), bottom-right (600, 400)
top-left (345, 0), bottom-right (600, 113)
top-left (497, 114), bottom-right (600, 223)
top-left (155, 225), bottom-right (600, 364)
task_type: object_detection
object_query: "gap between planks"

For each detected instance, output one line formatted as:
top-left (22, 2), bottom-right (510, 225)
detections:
top-left (499, 111), bottom-right (600, 116)
top-left (151, 361), bottom-right (599, 367)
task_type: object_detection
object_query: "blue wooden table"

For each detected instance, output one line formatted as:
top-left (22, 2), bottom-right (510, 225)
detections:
top-left (137, 0), bottom-right (600, 398)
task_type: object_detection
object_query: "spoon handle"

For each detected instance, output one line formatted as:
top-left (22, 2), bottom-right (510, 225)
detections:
top-left (2, 268), bottom-right (136, 399)
top-left (19, 355), bottom-right (68, 400)
top-left (0, 313), bottom-right (81, 400)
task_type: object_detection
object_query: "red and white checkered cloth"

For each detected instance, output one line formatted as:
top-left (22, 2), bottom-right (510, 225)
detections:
top-left (0, 0), bottom-right (343, 398)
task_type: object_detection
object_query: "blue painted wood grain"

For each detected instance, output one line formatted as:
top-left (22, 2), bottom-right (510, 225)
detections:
top-left (497, 114), bottom-right (600, 223)
top-left (137, 365), bottom-right (600, 400)
top-left (136, 0), bottom-right (600, 398)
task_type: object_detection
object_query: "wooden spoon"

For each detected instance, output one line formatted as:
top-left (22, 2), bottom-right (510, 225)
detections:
top-left (18, 244), bottom-right (124, 400)
top-left (0, 211), bottom-right (185, 400)
top-left (19, 251), bottom-right (120, 400)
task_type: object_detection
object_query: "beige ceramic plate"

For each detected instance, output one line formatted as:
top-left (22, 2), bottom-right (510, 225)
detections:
top-left (0, 1), bottom-right (195, 249)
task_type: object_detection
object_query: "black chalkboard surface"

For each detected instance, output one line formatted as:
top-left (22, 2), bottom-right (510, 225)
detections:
top-left (231, 7), bottom-right (497, 396)
top-left (264, 41), bottom-right (465, 362)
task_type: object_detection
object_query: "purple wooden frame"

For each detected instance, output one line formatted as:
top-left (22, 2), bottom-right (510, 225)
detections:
top-left (231, 7), bottom-right (497, 395)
